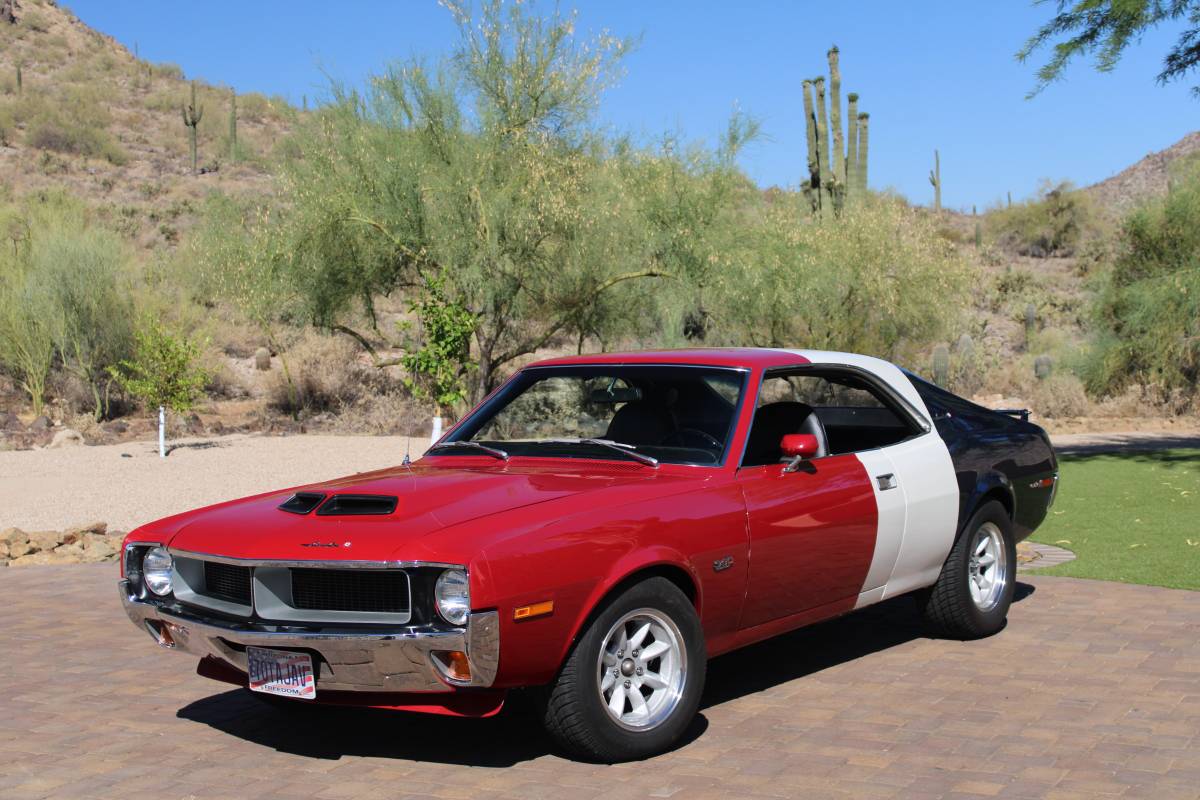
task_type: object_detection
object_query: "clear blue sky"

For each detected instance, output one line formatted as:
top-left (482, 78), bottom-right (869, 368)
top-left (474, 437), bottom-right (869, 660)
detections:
top-left (66, 1), bottom-right (1197, 211)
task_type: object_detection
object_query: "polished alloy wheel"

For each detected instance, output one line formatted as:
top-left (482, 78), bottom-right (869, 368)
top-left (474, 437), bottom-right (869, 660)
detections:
top-left (968, 521), bottom-right (1008, 611)
top-left (596, 608), bottom-right (687, 731)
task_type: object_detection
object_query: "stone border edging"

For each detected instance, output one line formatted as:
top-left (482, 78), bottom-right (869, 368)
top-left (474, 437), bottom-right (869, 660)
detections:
top-left (1018, 541), bottom-right (1077, 571)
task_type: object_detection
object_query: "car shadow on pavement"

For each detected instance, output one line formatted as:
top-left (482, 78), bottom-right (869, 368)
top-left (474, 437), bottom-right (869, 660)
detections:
top-left (701, 583), bottom-right (1036, 710)
top-left (176, 686), bottom-right (709, 765)
top-left (176, 584), bottom-right (1033, 765)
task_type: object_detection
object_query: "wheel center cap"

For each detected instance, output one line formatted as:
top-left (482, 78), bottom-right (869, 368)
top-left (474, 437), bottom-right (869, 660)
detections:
top-left (620, 658), bottom-right (636, 677)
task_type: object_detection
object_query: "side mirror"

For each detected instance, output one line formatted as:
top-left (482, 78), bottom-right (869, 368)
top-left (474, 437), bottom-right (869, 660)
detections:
top-left (780, 434), bottom-right (819, 459)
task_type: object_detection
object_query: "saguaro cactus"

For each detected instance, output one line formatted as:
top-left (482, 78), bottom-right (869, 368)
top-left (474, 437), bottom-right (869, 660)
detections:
top-left (846, 92), bottom-right (859, 192)
top-left (15, 62), bottom-right (21, 96)
top-left (801, 79), bottom-right (818, 193)
top-left (956, 333), bottom-right (975, 359)
top-left (857, 112), bottom-right (869, 192)
top-left (1034, 355), bottom-right (1053, 380)
top-left (932, 343), bottom-right (951, 386)
top-left (181, 81), bottom-right (204, 174)
top-left (228, 89), bottom-right (237, 163)
top-left (800, 46), bottom-right (870, 214)
top-left (814, 76), bottom-right (830, 201)
top-left (828, 47), bottom-right (844, 195)
top-left (929, 149), bottom-right (941, 213)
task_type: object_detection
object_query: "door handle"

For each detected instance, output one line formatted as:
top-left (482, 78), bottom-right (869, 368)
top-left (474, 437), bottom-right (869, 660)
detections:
top-left (876, 473), bottom-right (898, 491)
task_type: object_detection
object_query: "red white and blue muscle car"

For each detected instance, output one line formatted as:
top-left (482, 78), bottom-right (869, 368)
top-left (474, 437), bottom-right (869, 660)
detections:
top-left (120, 348), bottom-right (1058, 761)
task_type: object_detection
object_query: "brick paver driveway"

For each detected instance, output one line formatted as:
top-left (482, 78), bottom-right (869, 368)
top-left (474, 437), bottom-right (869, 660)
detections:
top-left (1, 565), bottom-right (1197, 800)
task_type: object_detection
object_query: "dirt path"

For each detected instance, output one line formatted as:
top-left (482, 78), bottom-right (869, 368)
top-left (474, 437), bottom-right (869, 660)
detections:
top-left (0, 433), bottom-right (426, 533)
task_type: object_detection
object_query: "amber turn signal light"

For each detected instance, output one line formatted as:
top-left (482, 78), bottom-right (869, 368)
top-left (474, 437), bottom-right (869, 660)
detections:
top-left (433, 650), bottom-right (472, 682)
top-left (513, 600), bottom-right (555, 621)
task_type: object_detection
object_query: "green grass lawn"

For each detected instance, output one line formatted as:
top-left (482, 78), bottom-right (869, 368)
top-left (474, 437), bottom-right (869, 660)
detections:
top-left (1029, 448), bottom-right (1200, 590)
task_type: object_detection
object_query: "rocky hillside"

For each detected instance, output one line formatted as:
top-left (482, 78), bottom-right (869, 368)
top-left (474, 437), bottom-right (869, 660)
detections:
top-left (1082, 131), bottom-right (1200, 217)
top-left (0, 0), bottom-right (294, 249)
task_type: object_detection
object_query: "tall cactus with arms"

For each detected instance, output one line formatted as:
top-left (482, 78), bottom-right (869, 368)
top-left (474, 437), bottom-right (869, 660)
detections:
top-left (181, 81), bottom-right (204, 174)
top-left (801, 46), bottom-right (870, 214)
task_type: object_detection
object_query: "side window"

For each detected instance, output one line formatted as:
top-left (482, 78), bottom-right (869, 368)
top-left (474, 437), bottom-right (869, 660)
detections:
top-left (742, 369), bottom-right (918, 466)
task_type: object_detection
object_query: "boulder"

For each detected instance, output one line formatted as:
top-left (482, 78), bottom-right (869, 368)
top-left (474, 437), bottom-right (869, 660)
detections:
top-left (0, 541), bottom-right (7, 560)
top-left (82, 538), bottom-right (118, 562)
top-left (28, 415), bottom-right (50, 431)
top-left (0, 527), bottom-right (28, 547)
top-left (101, 420), bottom-right (128, 434)
top-left (54, 542), bottom-right (85, 559)
top-left (49, 428), bottom-right (85, 448)
top-left (26, 530), bottom-right (64, 554)
top-left (63, 521), bottom-right (106, 545)
top-left (0, 411), bottom-right (21, 431)
top-left (254, 347), bottom-right (272, 370)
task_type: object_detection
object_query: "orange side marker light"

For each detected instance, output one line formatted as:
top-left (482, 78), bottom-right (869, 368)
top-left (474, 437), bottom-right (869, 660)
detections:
top-left (513, 600), bottom-right (555, 621)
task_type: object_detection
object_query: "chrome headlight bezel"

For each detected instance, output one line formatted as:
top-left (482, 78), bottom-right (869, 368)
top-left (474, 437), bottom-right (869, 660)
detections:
top-left (142, 546), bottom-right (174, 596)
top-left (434, 568), bottom-right (470, 626)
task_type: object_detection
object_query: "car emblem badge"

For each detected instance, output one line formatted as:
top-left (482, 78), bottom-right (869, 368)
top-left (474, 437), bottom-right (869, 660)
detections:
top-left (301, 541), bottom-right (339, 548)
top-left (713, 556), bottom-right (734, 572)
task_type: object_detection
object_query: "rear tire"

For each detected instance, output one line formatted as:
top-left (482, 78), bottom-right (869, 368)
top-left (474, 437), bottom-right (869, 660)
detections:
top-left (921, 501), bottom-right (1015, 639)
top-left (542, 577), bottom-right (705, 762)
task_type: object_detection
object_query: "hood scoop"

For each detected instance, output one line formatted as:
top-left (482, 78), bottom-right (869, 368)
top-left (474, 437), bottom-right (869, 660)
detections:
top-left (278, 492), bottom-right (326, 515)
top-left (315, 493), bottom-right (399, 516)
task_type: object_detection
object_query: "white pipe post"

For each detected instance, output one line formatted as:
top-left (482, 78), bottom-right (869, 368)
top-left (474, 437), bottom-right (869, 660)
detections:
top-left (158, 405), bottom-right (165, 458)
top-left (430, 415), bottom-right (443, 446)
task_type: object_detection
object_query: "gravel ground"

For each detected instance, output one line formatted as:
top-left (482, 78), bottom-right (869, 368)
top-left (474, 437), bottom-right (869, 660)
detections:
top-left (0, 433), bottom-right (426, 533)
top-left (1, 429), bottom-right (1197, 535)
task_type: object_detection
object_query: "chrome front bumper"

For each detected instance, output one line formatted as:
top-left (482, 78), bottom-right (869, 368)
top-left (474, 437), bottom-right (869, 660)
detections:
top-left (119, 579), bottom-right (499, 692)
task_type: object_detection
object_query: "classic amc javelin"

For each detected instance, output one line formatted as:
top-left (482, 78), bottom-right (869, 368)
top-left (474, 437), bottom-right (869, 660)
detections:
top-left (120, 348), bottom-right (1057, 761)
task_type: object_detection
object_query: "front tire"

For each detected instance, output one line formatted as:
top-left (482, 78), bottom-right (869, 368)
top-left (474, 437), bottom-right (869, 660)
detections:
top-left (921, 501), bottom-right (1016, 639)
top-left (542, 577), bottom-right (705, 762)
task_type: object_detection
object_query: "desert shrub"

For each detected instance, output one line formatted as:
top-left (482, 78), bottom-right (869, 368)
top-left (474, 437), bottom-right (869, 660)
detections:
top-left (151, 62), bottom-right (185, 81)
top-left (25, 89), bottom-right (127, 165)
top-left (1088, 163), bottom-right (1200, 396)
top-left (1030, 373), bottom-right (1089, 418)
top-left (0, 194), bottom-right (135, 417)
top-left (19, 9), bottom-right (50, 34)
top-left (987, 181), bottom-right (1095, 257)
top-left (266, 332), bottom-right (369, 415)
top-left (33, 226), bottom-right (136, 417)
top-left (0, 103), bottom-right (14, 147)
top-left (237, 92), bottom-right (278, 123)
top-left (719, 193), bottom-right (970, 357)
top-left (0, 264), bottom-right (55, 416)
top-left (109, 317), bottom-right (210, 413)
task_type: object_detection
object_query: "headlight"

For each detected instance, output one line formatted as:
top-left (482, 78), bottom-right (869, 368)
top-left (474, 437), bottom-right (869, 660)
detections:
top-left (143, 546), bottom-right (173, 596)
top-left (434, 569), bottom-right (470, 625)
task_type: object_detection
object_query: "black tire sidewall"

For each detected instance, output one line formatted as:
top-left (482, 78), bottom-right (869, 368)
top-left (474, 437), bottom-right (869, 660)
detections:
top-left (957, 502), bottom-right (1017, 635)
top-left (565, 578), bottom-right (705, 761)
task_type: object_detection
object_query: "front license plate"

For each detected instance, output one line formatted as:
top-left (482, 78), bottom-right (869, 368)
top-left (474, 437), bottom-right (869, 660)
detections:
top-left (247, 646), bottom-right (315, 700)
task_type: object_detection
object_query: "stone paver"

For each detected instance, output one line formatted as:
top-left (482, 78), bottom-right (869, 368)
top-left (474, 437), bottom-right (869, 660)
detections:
top-left (1, 565), bottom-right (1197, 800)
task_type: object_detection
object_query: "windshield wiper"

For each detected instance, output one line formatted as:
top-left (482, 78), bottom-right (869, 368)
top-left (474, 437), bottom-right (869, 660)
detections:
top-left (543, 438), bottom-right (659, 468)
top-left (428, 440), bottom-right (509, 460)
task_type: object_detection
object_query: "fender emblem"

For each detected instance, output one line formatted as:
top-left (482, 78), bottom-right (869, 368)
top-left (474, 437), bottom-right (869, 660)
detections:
top-left (713, 556), bottom-right (734, 572)
top-left (301, 541), bottom-right (339, 548)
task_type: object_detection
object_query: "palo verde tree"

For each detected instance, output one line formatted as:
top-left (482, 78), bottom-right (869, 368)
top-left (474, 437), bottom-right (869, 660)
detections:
top-left (238, 0), bottom-right (688, 402)
top-left (1020, 0), bottom-right (1200, 97)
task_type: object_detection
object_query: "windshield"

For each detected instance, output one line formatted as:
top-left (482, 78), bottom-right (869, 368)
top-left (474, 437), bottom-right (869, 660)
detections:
top-left (441, 365), bottom-right (748, 466)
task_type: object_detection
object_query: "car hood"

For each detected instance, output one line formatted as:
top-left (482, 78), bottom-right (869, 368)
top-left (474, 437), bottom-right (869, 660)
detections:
top-left (160, 459), bottom-right (695, 562)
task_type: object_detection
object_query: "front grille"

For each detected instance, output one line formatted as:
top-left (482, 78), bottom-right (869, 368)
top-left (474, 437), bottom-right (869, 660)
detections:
top-left (203, 561), bottom-right (253, 605)
top-left (290, 568), bottom-right (410, 614)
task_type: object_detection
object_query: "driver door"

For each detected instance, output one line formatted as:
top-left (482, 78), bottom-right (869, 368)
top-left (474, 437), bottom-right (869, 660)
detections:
top-left (737, 453), bottom-right (878, 628)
